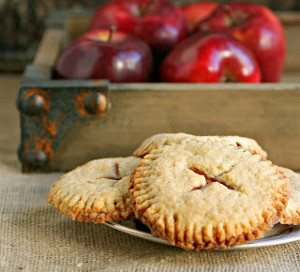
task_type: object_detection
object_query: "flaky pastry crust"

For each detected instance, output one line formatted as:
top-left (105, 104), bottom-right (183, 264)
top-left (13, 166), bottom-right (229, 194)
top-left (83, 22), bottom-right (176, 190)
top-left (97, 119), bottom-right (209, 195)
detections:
top-left (130, 140), bottom-right (289, 250)
top-left (47, 157), bottom-right (141, 223)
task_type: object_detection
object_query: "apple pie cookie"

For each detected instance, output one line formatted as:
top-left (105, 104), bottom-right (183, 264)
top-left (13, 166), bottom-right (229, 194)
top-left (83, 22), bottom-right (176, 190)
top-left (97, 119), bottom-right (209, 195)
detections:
top-left (47, 156), bottom-right (140, 223)
top-left (279, 167), bottom-right (300, 225)
top-left (133, 133), bottom-right (267, 159)
top-left (130, 140), bottom-right (289, 250)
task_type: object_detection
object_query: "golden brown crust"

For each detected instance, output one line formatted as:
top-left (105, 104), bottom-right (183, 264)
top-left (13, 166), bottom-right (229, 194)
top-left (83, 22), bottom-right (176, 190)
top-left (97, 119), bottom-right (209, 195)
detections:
top-left (52, 201), bottom-right (134, 223)
top-left (130, 140), bottom-right (289, 250)
top-left (133, 133), bottom-right (267, 159)
top-left (279, 167), bottom-right (300, 225)
top-left (47, 157), bottom-right (141, 223)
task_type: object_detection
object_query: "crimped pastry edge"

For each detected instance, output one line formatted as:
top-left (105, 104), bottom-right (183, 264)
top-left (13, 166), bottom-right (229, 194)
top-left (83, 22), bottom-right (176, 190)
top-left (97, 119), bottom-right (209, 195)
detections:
top-left (47, 187), bottom-right (133, 223)
top-left (280, 210), bottom-right (300, 225)
top-left (129, 146), bottom-right (290, 250)
top-left (46, 156), bottom-right (140, 224)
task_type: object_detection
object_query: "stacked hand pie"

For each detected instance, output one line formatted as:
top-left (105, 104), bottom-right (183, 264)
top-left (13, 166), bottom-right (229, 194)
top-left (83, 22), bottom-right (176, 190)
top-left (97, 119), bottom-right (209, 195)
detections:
top-left (47, 133), bottom-right (300, 250)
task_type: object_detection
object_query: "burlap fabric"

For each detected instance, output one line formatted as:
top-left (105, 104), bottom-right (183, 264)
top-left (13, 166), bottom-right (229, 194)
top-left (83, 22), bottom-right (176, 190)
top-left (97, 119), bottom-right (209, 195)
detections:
top-left (0, 75), bottom-right (299, 272)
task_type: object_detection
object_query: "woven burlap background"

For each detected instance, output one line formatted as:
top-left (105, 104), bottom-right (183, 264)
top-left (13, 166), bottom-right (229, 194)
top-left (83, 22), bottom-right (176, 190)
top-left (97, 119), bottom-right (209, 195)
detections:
top-left (0, 75), bottom-right (299, 272)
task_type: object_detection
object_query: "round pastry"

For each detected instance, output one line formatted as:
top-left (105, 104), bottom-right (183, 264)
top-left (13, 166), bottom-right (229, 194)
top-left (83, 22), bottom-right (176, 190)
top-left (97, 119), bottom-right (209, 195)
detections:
top-left (47, 156), bottom-right (141, 223)
top-left (130, 140), bottom-right (289, 250)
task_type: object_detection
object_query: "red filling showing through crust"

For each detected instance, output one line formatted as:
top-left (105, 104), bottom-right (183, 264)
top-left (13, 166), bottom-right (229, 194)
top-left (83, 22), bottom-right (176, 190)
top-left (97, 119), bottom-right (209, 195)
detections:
top-left (189, 167), bottom-right (235, 191)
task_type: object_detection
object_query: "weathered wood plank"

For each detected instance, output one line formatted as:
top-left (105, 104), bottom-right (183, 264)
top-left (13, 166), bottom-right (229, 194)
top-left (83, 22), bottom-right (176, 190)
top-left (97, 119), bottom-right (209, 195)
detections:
top-left (277, 12), bottom-right (300, 24)
top-left (283, 25), bottom-right (300, 72)
top-left (282, 72), bottom-right (300, 83)
top-left (63, 16), bottom-right (92, 48)
top-left (33, 28), bottom-right (64, 68)
top-left (54, 84), bottom-right (300, 171)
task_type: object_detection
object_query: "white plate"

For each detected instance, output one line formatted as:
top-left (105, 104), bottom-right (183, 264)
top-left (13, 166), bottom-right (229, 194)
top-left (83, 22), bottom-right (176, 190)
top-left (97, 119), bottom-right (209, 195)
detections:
top-left (104, 220), bottom-right (300, 250)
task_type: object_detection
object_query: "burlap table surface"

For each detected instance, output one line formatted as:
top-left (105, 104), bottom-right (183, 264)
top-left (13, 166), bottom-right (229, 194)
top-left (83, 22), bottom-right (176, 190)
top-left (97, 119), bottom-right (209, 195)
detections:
top-left (0, 74), bottom-right (299, 272)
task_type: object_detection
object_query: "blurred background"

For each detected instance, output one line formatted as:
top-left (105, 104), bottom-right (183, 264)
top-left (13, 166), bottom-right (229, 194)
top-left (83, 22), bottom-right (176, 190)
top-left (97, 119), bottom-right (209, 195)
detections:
top-left (0, 0), bottom-right (299, 72)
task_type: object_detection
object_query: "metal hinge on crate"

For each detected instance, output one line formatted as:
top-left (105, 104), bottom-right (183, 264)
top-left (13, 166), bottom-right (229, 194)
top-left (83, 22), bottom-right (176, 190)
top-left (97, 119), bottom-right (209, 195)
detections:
top-left (17, 65), bottom-right (110, 172)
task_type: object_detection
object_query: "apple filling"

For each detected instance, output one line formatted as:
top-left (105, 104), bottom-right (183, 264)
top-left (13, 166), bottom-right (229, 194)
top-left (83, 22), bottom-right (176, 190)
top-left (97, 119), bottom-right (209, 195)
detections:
top-left (189, 167), bottom-right (236, 191)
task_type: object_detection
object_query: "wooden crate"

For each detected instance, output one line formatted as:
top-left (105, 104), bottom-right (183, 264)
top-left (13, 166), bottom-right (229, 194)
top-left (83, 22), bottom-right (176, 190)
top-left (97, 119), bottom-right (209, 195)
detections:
top-left (17, 10), bottom-right (300, 172)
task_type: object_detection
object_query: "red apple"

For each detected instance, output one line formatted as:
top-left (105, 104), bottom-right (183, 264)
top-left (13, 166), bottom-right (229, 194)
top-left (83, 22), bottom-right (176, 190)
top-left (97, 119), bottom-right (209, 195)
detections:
top-left (160, 31), bottom-right (261, 83)
top-left (55, 29), bottom-right (153, 82)
top-left (195, 2), bottom-right (285, 82)
top-left (181, 1), bottom-right (218, 32)
top-left (89, 0), bottom-right (188, 56)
